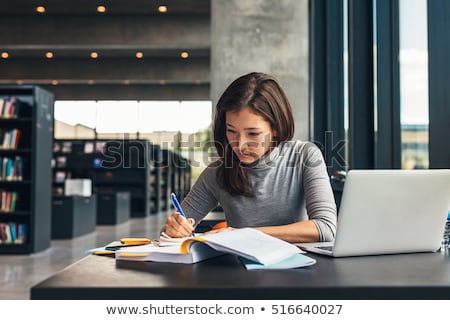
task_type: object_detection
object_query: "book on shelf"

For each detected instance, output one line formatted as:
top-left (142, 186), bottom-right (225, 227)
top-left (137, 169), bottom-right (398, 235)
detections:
top-left (113, 228), bottom-right (316, 270)
top-left (53, 142), bottom-right (61, 153)
top-left (0, 128), bottom-right (22, 149)
top-left (0, 96), bottom-right (28, 119)
top-left (56, 156), bottom-right (67, 168)
top-left (93, 157), bottom-right (102, 168)
top-left (95, 141), bottom-right (106, 153)
top-left (0, 222), bottom-right (27, 244)
top-left (0, 190), bottom-right (18, 212)
top-left (61, 141), bottom-right (72, 153)
top-left (0, 156), bottom-right (23, 181)
top-left (54, 171), bottom-right (67, 184)
top-left (84, 142), bottom-right (94, 154)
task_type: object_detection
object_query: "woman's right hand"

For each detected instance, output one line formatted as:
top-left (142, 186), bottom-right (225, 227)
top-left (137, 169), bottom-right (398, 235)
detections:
top-left (163, 211), bottom-right (195, 238)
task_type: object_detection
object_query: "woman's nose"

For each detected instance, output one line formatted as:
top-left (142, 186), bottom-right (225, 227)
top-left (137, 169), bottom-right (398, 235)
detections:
top-left (237, 136), bottom-right (249, 151)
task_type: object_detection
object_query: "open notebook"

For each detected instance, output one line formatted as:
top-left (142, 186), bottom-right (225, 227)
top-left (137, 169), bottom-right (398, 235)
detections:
top-left (299, 169), bottom-right (450, 257)
top-left (115, 228), bottom-right (316, 270)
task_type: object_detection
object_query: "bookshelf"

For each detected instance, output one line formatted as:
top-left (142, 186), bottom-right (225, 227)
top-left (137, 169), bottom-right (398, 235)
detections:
top-left (160, 149), bottom-right (192, 211)
top-left (0, 86), bottom-right (54, 253)
top-left (148, 144), bottom-right (161, 214)
top-left (52, 139), bottom-right (160, 218)
top-left (95, 139), bottom-right (158, 217)
top-left (171, 151), bottom-right (191, 201)
top-left (160, 149), bottom-right (173, 211)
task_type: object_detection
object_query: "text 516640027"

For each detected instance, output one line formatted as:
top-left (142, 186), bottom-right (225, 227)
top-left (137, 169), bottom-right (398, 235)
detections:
top-left (270, 304), bottom-right (343, 315)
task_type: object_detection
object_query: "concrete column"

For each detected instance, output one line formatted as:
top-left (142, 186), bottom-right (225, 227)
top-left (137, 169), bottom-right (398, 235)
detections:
top-left (211, 0), bottom-right (309, 140)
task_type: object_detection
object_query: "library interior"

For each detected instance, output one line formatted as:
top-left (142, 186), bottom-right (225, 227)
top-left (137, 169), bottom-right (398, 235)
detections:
top-left (1, 0), bottom-right (450, 300)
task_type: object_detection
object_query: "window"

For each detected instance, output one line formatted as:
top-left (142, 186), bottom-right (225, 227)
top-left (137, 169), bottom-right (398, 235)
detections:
top-left (54, 100), bottom-right (212, 135)
top-left (399, 0), bottom-right (429, 169)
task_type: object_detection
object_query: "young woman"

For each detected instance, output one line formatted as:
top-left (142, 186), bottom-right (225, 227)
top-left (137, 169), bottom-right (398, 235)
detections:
top-left (163, 72), bottom-right (337, 243)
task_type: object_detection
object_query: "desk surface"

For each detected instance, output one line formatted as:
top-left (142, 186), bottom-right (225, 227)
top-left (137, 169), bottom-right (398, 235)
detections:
top-left (31, 249), bottom-right (450, 300)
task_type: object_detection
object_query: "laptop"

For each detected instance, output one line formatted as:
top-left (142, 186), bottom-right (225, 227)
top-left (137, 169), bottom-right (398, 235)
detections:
top-left (299, 169), bottom-right (450, 257)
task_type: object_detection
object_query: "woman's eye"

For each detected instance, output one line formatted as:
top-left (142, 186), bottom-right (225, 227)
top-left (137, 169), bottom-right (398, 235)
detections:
top-left (248, 132), bottom-right (261, 137)
top-left (227, 129), bottom-right (236, 134)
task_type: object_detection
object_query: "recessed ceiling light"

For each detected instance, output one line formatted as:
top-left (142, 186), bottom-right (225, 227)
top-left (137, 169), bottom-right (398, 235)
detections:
top-left (17, 80), bottom-right (24, 85)
top-left (1, 52), bottom-right (9, 59)
top-left (180, 51), bottom-right (189, 59)
top-left (135, 52), bottom-right (144, 59)
top-left (45, 52), bottom-right (54, 59)
top-left (158, 5), bottom-right (168, 13)
top-left (51, 80), bottom-right (58, 85)
top-left (36, 6), bottom-right (46, 14)
top-left (97, 5), bottom-right (106, 13)
top-left (90, 52), bottom-right (99, 59)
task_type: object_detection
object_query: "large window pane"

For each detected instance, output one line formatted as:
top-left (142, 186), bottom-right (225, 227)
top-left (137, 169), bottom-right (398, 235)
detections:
top-left (96, 101), bottom-right (139, 133)
top-left (54, 100), bottom-right (97, 128)
top-left (399, 0), bottom-right (429, 169)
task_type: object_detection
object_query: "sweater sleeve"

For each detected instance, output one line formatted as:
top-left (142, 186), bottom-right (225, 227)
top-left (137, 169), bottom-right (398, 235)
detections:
top-left (301, 143), bottom-right (337, 241)
top-left (180, 164), bottom-right (220, 226)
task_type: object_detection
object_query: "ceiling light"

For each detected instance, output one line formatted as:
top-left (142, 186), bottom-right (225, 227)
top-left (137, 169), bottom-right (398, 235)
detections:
top-left (16, 80), bottom-right (24, 85)
top-left (36, 6), bottom-right (46, 13)
top-left (158, 5), bottom-right (168, 13)
top-left (45, 52), bottom-right (54, 59)
top-left (51, 80), bottom-right (58, 85)
top-left (1, 52), bottom-right (9, 59)
top-left (97, 6), bottom-right (106, 13)
top-left (180, 51), bottom-right (189, 59)
top-left (90, 52), bottom-right (99, 59)
top-left (135, 52), bottom-right (144, 59)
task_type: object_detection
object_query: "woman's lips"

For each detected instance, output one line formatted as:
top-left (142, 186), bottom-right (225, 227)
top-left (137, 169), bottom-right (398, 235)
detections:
top-left (235, 150), bottom-right (254, 160)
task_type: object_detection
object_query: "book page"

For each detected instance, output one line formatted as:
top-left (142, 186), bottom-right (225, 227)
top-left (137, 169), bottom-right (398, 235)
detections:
top-left (189, 228), bottom-right (303, 265)
top-left (158, 232), bottom-right (203, 246)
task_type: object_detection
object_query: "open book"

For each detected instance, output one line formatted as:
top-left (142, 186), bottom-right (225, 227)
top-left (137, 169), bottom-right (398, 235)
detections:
top-left (115, 228), bottom-right (316, 270)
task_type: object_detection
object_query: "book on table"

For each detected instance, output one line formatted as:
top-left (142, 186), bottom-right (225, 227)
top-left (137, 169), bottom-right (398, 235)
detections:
top-left (114, 228), bottom-right (316, 270)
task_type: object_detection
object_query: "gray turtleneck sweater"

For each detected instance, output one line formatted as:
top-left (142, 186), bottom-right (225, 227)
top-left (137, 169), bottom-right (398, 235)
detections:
top-left (181, 140), bottom-right (337, 242)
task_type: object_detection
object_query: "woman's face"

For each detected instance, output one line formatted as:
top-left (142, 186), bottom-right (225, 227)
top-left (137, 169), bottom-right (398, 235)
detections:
top-left (225, 107), bottom-right (276, 164)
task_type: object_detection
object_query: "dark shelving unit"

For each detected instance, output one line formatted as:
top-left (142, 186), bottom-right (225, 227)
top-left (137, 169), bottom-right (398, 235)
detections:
top-left (96, 191), bottom-right (130, 225)
top-left (160, 149), bottom-right (173, 211)
top-left (149, 144), bottom-right (161, 214)
top-left (51, 195), bottom-right (97, 239)
top-left (172, 151), bottom-right (191, 201)
top-left (0, 85), bottom-right (54, 253)
top-left (164, 149), bottom-right (191, 205)
top-left (52, 139), bottom-right (160, 218)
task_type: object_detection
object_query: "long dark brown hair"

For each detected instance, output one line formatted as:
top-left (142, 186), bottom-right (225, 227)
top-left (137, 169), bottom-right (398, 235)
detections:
top-left (213, 72), bottom-right (295, 196)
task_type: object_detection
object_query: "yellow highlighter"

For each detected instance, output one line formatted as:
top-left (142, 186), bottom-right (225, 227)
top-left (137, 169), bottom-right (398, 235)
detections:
top-left (93, 250), bottom-right (116, 256)
top-left (118, 253), bottom-right (150, 258)
top-left (120, 238), bottom-right (152, 246)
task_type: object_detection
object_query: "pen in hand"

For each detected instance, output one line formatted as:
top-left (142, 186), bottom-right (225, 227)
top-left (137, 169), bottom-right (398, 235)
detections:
top-left (170, 193), bottom-right (195, 237)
